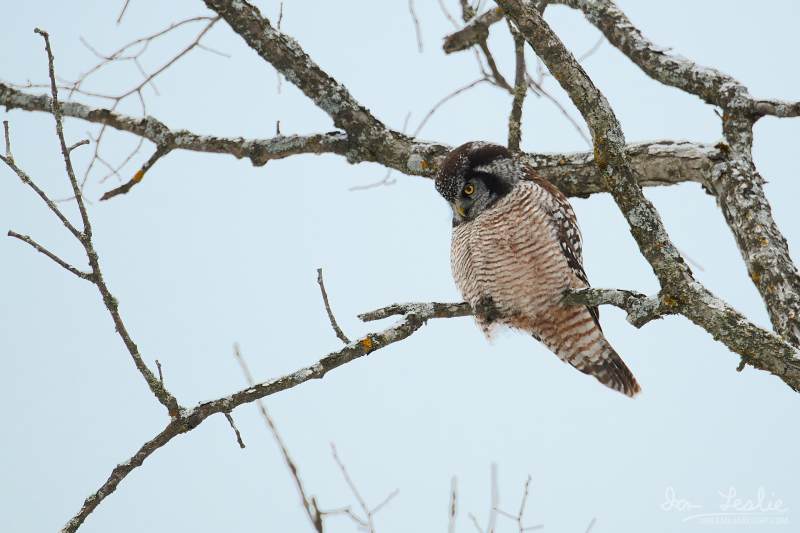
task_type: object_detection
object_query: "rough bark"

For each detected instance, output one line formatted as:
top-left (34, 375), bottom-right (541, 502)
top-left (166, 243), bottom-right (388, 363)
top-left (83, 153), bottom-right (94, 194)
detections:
top-left (496, 0), bottom-right (800, 389)
top-left (0, 82), bottom-right (717, 196)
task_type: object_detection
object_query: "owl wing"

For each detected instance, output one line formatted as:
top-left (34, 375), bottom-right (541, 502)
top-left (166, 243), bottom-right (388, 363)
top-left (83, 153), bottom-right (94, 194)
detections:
top-left (525, 167), bottom-right (600, 325)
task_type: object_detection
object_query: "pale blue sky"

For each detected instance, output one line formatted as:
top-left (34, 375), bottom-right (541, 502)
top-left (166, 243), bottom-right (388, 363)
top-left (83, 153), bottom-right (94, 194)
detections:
top-left (2, 1), bottom-right (799, 532)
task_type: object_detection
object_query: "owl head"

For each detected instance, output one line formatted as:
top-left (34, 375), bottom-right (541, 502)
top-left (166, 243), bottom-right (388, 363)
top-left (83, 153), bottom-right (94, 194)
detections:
top-left (435, 141), bottom-right (522, 225)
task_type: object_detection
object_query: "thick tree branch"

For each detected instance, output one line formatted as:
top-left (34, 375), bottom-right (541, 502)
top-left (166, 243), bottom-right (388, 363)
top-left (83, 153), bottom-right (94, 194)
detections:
top-left (547, 0), bottom-right (800, 344)
top-left (548, 0), bottom-right (800, 346)
top-left (1, 82), bottom-right (718, 196)
top-left (497, 0), bottom-right (800, 390)
top-left (202, 0), bottom-right (408, 161)
top-left (709, 148), bottom-right (800, 347)
top-left (551, 0), bottom-right (752, 110)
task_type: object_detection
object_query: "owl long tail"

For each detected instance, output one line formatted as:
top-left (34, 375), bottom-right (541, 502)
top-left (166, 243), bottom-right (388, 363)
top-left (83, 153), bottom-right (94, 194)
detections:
top-left (538, 305), bottom-right (641, 397)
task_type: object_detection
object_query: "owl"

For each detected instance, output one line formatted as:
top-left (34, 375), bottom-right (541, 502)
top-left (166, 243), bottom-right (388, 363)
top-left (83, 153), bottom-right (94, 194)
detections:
top-left (435, 142), bottom-right (640, 397)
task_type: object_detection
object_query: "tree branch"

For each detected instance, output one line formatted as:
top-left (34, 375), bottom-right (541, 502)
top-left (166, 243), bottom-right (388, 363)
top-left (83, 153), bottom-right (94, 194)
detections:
top-left (12, 29), bottom-right (181, 415)
top-left (7, 230), bottom-right (93, 281)
top-left (316, 268), bottom-right (350, 345)
top-left (0, 82), bottom-right (720, 196)
top-left (443, 7), bottom-right (504, 54)
top-left (60, 301), bottom-right (462, 532)
top-left (507, 21), bottom-right (527, 151)
top-left (551, 0), bottom-right (800, 346)
top-left (497, 0), bottom-right (800, 391)
top-left (562, 288), bottom-right (665, 328)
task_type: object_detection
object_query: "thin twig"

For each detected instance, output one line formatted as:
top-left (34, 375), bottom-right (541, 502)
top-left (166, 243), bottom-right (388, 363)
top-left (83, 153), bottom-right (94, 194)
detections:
top-left (526, 74), bottom-right (591, 145)
top-left (232, 343), bottom-right (323, 532)
top-left (316, 268), bottom-right (350, 344)
top-left (100, 144), bottom-right (172, 200)
top-left (276, 2), bottom-right (284, 93)
top-left (68, 139), bottom-right (90, 153)
top-left (33, 27), bottom-right (180, 415)
top-left (488, 463), bottom-right (499, 533)
top-left (413, 78), bottom-right (489, 137)
top-left (349, 112), bottom-right (410, 191)
top-left (495, 475), bottom-right (543, 532)
top-left (116, 0), bottom-right (132, 24)
top-left (331, 444), bottom-right (373, 527)
top-left (330, 443), bottom-right (397, 532)
top-left (448, 476), bottom-right (458, 533)
top-left (478, 40), bottom-right (512, 91)
top-left (507, 21), bottom-right (527, 151)
top-left (3, 120), bottom-right (11, 161)
top-left (371, 489), bottom-right (399, 515)
top-left (223, 412), bottom-right (246, 449)
top-left (7, 231), bottom-right (93, 280)
top-left (408, 0), bottom-right (424, 52)
top-left (469, 513), bottom-right (484, 533)
top-left (42, 16), bottom-right (220, 189)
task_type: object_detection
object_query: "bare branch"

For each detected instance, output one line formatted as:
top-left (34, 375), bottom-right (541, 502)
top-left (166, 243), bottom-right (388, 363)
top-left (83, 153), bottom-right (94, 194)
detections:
top-left (232, 343), bottom-right (323, 532)
top-left (753, 99), bottom-right (800, 118)
top-left (100, 144), bottom-right (172, 200)
top-left (408, 0), bottom-right (424, 52)
top-left (0, 145), bottom-right (82, 240)
top-left (413, 78), bottom-right (490, 137)
top-left (116, 0), bottom-right (132, 24)
top-left (443, 7), bottom-right (504, 54)
top-left (31, 28), bottom-right (180, 415)
top-left (563, 288), bottom-right (666, 328)
top-left (507, 21), bottom-right (527, 151)
top-left (448, 476), bottom-right (458, 533)
top-left (61, 420), bottom-right (182, 533)
top-left (0, 83), bottom-right (721, 195)
top-left (488, 463), bottom-right (498, 533)
top-left (549, 0), bottom-right (800, 346)
top-left (316, 268), bottom-right (350, 345)
top-left (3, 120), bottom-right (11, 161)
top-left (331, 443), bottom-right (374, 529)
top-left (331, 444), bottom-right (397, 532)
top-left (63, 301), bottom-right (454, 531)
top-left (358, 301), bottom-right (472, 322)
top-left (498, 0), bottom-right (800, 391)
top-left (203, 0), bottom-right (389, 142)
top-left (371, 489), bottom-right (400, 516)
top-left (7, 230), bottom-right (93, 281)
top-left (495, 475), bottom-right (543, 532)
top-left (551, 0), bottom-right (753, 111)
top-left (34, 28), bottom-right (92, 238)
top-left (479, 39), bottom-right (513, 91)
top-left (223, 412), bottom-right (246, 449)
top-left (67, 139), bottom-right (90, 153)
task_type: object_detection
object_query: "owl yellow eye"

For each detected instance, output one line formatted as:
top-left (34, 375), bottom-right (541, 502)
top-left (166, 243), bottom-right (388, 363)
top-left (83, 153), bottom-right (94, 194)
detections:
top-left (463, 183), bottom-right (475, 196)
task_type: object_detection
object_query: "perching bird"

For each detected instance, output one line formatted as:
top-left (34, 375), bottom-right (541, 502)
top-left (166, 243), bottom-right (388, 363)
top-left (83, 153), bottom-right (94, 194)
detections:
top-left (435, 142), bottom-right (640, 397)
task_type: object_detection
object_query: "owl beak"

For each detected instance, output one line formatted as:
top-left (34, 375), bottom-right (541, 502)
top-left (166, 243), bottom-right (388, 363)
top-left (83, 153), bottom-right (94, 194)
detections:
top-left (453, 201), bottom-right (466, 218)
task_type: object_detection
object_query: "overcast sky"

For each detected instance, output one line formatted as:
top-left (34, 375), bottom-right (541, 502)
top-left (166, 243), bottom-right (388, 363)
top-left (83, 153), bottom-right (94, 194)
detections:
top-left (2, 1), bottom-right (799, 532)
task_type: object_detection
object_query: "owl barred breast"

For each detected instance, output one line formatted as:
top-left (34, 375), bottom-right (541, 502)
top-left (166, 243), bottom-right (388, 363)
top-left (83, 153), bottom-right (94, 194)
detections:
top-left (436, 142), bottom-right (640, 397)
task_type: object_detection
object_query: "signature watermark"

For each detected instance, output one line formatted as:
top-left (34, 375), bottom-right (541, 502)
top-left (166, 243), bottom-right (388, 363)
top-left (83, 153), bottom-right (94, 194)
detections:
top-left (661, 486), bottom-right (789, 526)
